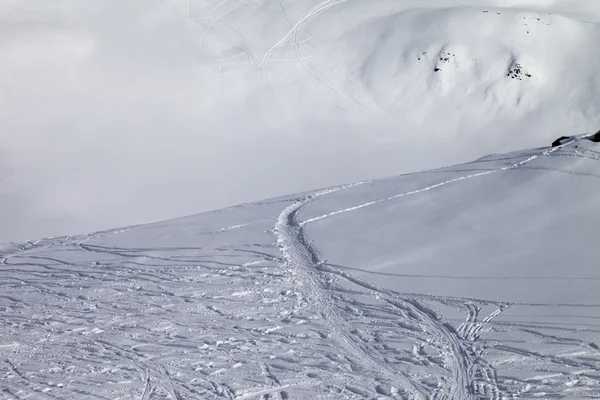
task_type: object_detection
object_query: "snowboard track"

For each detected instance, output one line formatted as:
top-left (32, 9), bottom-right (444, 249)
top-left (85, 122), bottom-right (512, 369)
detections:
top-left (275, 187), bottom-right (479, 399)
top-left (274, 144), bottom-right (573, 399)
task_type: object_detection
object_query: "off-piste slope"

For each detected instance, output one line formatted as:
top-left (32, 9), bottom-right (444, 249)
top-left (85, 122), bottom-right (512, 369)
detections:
top-left (2, 135), bottom-right (600, 399)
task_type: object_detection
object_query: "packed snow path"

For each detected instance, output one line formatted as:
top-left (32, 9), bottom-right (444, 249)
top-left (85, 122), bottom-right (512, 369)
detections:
top-left (276, 189), bottom-right (489, 400)
top-left (2, 139), bottom-right (600, 399)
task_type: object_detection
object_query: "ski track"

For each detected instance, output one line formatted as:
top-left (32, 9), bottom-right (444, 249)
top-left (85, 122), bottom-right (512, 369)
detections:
top-left (195, 0), bottom-right (288, 117)
top-left (262, 0), bottom-right (349, 68)
top-left (301, 144), bottom-right (566, 226)
top-left (0, 170), bottom-right (11, 191)
top-left (194, 0), bottom-right (382, 120)
top-left (273, 180), bottom-right (508, 399)
top-left (275, 183), bottom-right (432, 399)
top-left (271, 141), bottom-right (588, 398)
top-left (262, 0), bottom-right (385, 121)
top-left (278, 0), bottom-right (384, 121)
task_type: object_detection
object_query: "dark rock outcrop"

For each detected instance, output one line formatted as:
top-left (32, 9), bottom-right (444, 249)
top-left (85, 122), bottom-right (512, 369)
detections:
top-left (551, 130), bottom-right (600, 147)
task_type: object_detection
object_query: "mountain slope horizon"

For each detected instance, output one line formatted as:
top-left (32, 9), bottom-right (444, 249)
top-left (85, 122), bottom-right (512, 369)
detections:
top-left (3, 134), bottom-right (600, 399)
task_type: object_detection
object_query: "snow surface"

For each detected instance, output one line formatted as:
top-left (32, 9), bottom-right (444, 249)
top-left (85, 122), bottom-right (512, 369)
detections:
top-left (2, 135), bottom-right (600, 399)
top-left (3, 0), bottom-right (600, 241)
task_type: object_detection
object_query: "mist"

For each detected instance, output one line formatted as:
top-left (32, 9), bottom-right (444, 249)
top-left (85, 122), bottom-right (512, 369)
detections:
top-left (0, 1), bottom-right (443, 242)
top-left (2, 0), bottom-right (598, 242)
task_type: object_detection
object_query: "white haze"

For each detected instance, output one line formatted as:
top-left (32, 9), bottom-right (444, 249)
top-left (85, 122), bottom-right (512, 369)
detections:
top-left (2, 0), bottom-right (600, 241)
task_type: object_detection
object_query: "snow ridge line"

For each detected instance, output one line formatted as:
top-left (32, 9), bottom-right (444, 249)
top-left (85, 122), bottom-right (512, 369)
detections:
top-left (301, 144), bottom-right (567, 226)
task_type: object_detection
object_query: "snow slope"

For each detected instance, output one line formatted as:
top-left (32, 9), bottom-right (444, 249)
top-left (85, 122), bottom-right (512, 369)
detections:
top-left (3, 0), bottom-right (600, 241)
top-left (2, 135), bottom-right (600, 399)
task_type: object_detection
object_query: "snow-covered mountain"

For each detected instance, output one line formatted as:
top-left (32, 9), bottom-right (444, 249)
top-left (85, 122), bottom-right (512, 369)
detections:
top-left (2, 134), bottom-right (600, 399)
top-left (2, 0), bottom-right (600, 241)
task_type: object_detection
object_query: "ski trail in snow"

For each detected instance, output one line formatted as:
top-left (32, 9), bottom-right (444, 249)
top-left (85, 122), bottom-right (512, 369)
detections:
top-left (456, 305), bottom-right (509, 399)
top-left (280, 143), bottom-right (579, 396)
top-left (301, 145), bottom-right (566, 226)
top-left (269, 140), bottom-right (579, 397)
top-left (273, 180), bottom-right (502, 399)
top-left (140, 371), bottom-right (152, 400)
top-left (187, 0), bottom-right (194, 29)
top-left (263, 0), bottom-right (347, 68)
top-left (261, 0), bottom-right (360, 120)
top-left (0, 169), bottom-right (11, 190)
top-left (276, 0), bottom-right (384, 121)
top-left (274, 182), bottom-right (430, 399)
top-left (196, 0), bottom-right (288, 117)
top-left (277, 141), bottom-right (590, 396)
top-left (323, 263), bottom-right (505, 399)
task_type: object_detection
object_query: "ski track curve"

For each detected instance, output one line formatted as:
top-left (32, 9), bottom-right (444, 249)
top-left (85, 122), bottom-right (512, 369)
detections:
top-left (274, 183), bottom-right (428, 399)
top-left (274, 144), bottom-right (576, 398)
top-left (274, 184), bottom-right (473, 399)
top-left (195, 0), bottom-right (288, 118)
top-left (262, 0), bottom-right (349, 69)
